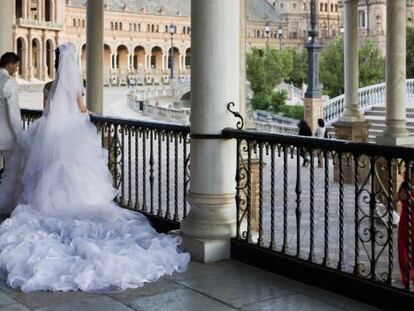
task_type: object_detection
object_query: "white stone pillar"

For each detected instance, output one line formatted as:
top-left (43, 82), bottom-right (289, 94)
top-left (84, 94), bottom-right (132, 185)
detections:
top-left (23, 0), bottom-right (28, 19)
top-left (127, 52), bottom-right (131, 72)
top-left (340, 0), bottom-right (364, 122)
top-left (178, 53), bottom-right (182, 74)
top-left (377, 0), bottom-right (412, 146)
top-left (240, 0), bottom-right (250, 127)
top-left (110, 52), bottom-right (113, 70)
top-left (161, 53), bottom-right (165, 72)
top-left (42, 36), bottom-right (48, 80)
top-left (86, 0), bottom-right (103, 114)
top-left (0, 0), bottom-right (13, 56)
top-left (28, 37), bottom-right (33, 80)
top-left (180, 0), bottom-right (240, 262)
top-left (38, 0), bottom-right (44, 21)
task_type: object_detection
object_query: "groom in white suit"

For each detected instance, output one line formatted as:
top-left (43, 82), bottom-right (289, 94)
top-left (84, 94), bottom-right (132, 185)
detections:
top-left (0, 52), bottom-right (22, 178)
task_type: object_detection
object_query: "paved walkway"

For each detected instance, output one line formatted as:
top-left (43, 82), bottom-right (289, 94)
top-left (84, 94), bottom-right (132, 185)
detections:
top-left (0, 260), bottom-right (379, 311)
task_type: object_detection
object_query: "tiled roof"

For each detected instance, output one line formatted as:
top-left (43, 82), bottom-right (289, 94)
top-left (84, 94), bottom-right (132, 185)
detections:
top-left (69, 0), bottom-right (280, 22)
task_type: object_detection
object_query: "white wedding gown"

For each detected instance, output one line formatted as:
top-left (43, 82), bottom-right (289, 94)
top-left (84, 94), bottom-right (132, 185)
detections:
top-left (0, 43), bottom-right (189, 293)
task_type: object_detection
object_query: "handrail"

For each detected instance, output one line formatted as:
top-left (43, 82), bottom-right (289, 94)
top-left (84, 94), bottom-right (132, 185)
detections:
top-left (222, 127), bottom-right (414, 158)
top-left (20, 108), bottom-right (190, 133)
top-left (323, 79), bottom-right (414, 124)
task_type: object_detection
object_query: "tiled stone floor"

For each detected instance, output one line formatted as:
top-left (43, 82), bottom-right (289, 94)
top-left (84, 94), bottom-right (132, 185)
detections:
top-left (0, 260), bottom-right (380, 311)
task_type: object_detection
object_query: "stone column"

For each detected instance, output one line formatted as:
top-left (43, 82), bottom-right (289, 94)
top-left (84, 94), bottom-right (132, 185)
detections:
top-left (41, 36), bottom-right (48, 80)
top-left (377, 0), bottom-right (413, 146)
top-left (38, 0), bottom-right (44, 21)
top-left (110, 53), bottom-right (113, 70)
top-left (339, 0), bottom-right (364, 123)
top-left (28, 36), bottom-right (33, 80)
top-left (178, 53), bottom-right (182, 74)
top-left (23, 0), bottom-right (28, 19)
top-left (86, 0), bottom-right (104, 114)
top-left (180, 0), bottom-right (240, 263)
top-left (161, 53), bottom-right (165, 72)
top-left (240, 0), bottom-right (248, 126)
top-left (127, 52), bottom-right (131, 72)
top-left (0, 0), bottom-right (13, 56)
top-left (333, 0), bottom-right (369, 183)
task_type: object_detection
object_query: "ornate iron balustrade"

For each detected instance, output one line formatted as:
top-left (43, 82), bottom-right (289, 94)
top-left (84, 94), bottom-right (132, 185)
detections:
top-left (324, 79), bottom-right (414, 124)
top-left (222, 126), bottom-right (414, 299)
top-left (21, 109), bottom-right (191, 226)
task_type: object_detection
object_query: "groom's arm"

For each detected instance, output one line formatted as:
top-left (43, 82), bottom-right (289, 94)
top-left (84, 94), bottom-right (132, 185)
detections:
top-left (4, 79), bottom-right (23, 138)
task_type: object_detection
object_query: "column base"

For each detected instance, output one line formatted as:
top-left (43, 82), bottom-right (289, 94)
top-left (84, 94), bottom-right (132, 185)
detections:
top-left (333, 121), bottom-right (369, 183)
top-left (181, 234), bottom-right (230, 263)
top-left (180, 192), bottom-right (236, 239)
top-left (376, 135), bottom-right (414, 147)
top-left (303, 97), bottom-right (326, 133)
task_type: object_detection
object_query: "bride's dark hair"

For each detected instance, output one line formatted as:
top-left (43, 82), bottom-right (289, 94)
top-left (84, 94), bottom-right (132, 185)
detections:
top-left (54, 48), bottom-right (60, 71)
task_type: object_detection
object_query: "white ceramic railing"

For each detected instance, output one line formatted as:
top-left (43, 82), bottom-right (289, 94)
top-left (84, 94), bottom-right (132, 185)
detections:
top-left (323, 79), bottom-right (414, 123)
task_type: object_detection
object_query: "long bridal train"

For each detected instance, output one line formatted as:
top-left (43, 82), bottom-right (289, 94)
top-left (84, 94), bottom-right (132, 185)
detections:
top-left (0, 43), bottom-right (190, 293)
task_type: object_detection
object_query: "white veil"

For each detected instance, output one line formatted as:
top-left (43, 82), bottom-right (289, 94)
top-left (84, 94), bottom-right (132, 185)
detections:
top-left (45, 42), bottom-right (83, 118)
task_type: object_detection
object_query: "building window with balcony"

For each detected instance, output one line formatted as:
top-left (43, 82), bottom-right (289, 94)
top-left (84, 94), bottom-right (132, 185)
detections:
top-left (324, 3), bottom-right (328, 11)
top-left (16, 0), bottom-right (23, 19)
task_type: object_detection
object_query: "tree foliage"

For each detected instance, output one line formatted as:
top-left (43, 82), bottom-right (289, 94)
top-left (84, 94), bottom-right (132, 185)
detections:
top-left (320, 37), bottom-right (385, 98)
top-left (407, 27), bottom-right (414, 79)
top-left (246, 47), bottom-right (306, 119)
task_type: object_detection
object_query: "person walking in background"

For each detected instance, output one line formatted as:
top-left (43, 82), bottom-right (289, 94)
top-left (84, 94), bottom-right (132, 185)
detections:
top-left (314, 118), bottom-right (327, 138)
top-left (314, 118), bottom-right (327, 167)
top-left (0, 52), bottom-right (22, 183)
top-left (298, 119), bottom-right (312, 166)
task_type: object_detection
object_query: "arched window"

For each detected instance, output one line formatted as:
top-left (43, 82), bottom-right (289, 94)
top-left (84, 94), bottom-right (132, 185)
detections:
top-left (111, 21), bottom-right (114, 30)
top-left (134, 23), bottom-right (136, 31)
top-left (183, 26), bottom-right (186, 34)
top-left (82, 19), bottom-right (85, 28)
top-left (120, 22), bottom-right (123, 31)
top-left (73, 19), bottom-right (77, 27)
top-left (151, 24), bottom-right (155, 32)
top-left (156, 25), bottom-right (159, 32)
top-left (165, 25), bottom-right (168, 33)
top-left (147, 24), bottom-right (151, 32)
top-left (115, 22), bottom-right (118, 30)
top-left (138, 24), bottom-right (141, 32)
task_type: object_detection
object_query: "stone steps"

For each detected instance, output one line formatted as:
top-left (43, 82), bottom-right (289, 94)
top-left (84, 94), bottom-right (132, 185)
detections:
top-left (328, 105), bottom-right (414, 143)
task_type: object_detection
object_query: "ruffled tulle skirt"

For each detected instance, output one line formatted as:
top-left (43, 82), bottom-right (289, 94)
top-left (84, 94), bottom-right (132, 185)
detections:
top-left (0, 113), bottom-right (190, 292)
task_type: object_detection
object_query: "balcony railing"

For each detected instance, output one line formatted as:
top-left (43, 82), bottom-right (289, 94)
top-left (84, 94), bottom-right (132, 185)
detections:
top-left (17, 18), bottom-right (63, 31)
top-left (20, 109), bottom-right (414, 308)
top-left (21, 109), bottom-right (191, 231)
top-left (222, 126), bottom-right (414, 308)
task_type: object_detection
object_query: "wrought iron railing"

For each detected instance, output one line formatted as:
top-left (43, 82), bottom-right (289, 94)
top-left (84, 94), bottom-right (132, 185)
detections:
top-left (324, 79), bottom-right (414, 124)
top-left (222, 126), bottom-right (414, 296)
top-left (21, 109), bottom-right (191, 224)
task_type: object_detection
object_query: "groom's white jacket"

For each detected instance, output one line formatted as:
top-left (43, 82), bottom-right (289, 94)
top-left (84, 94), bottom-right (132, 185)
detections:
top-left (0, 68), bottom-right (22, 150)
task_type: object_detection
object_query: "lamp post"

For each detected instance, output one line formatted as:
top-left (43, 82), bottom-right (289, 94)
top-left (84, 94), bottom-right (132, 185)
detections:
top-left (264, 22), bottom-right (271, 47)
top-left (277, 25), bottom-right (283, 50)
top-left (305, 0), bottom-right (322, 99)
top-left (168, 23), bottom-right (176, 80)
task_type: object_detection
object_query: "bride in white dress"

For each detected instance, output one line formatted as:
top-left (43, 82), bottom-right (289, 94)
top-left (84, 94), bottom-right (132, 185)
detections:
top-left (0, 43), bottom-right (190, 293)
